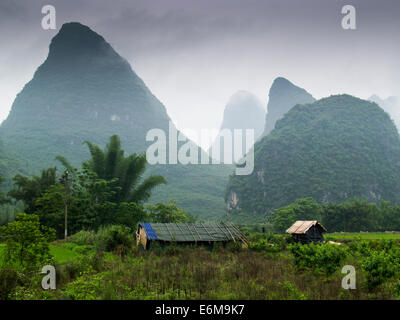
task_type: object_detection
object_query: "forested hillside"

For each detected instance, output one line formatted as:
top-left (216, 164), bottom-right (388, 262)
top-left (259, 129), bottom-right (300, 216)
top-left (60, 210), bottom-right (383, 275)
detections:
top-left (0, 22), bottom-right (232, 219)
top-left (226, 95), bottom-right (400, 218)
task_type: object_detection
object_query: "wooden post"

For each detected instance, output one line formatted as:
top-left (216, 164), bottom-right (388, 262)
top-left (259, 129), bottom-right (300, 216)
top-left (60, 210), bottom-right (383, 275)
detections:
top-left (59, 170), bottom-right (71, 242)
top-left (64, 173), bottom-right (68, 241)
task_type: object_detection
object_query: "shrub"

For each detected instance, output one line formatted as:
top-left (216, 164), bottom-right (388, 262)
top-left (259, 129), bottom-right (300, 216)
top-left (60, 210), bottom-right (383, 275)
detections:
top-left (249, 234), bottom-right (288, 252)
top-left (70, 230), bottom-right (97, 246)
top-left (0, 267), bottom-right (20, 300)
top-left (361, 251), bottom-right (399, 290)
top-left (289, 242), bottom-right (348, 275)
top-left (95, 225), bottom-right (134, 257)
top-left (0, 213), bottom-right (55, 270)
top-left (63, 271), bottom-right (105, 300)
top-left (279, 281), bottom-right (308, 300)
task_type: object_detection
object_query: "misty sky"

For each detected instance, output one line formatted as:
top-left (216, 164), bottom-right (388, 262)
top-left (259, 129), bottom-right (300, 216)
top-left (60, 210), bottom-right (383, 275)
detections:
top-left (0, 0), bottom-right (399, 148)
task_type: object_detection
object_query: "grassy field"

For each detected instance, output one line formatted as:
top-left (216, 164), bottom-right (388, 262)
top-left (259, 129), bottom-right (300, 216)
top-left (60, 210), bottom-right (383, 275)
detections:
top-left (0, 242), bottom-right (80, 265)
top-left (2, 233), bottom-right (400, 300)
top-left (326, 232), bottom-right (400, 241)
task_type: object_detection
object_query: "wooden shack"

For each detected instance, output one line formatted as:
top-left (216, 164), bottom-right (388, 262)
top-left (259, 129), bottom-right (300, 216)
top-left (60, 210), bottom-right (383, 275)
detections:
top-left (286, 220), bottom-right (327, 244)
top-left (136, 222), bottom-right (248, 249)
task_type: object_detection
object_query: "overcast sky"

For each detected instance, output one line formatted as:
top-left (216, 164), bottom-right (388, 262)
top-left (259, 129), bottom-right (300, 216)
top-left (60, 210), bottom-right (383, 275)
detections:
top-left (0, 0), bottom-right (398, 148)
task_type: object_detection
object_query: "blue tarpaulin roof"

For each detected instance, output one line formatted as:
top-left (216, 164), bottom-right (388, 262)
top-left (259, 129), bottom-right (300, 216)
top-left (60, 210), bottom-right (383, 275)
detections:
top-left (140, 222), bottom-right (158, 240)
top-left (138, 222), bottom-right (247, 243)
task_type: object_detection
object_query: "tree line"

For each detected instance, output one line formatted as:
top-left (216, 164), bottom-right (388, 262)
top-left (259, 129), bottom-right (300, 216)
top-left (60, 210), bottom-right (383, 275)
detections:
top-left (0, 135), bottom-right (195, 238)
top-left (271, 197), bottom-right (400, 233)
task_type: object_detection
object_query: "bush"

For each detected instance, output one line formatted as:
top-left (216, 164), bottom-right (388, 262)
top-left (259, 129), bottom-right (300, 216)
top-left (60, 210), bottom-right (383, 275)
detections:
top-left (0, 213), bottom-right (55, 270)
top-left (249, 234), bottom-right (288, 252)
top-left (289, 242), bottom-right (348, 275)
top-left (95, 225), bottom-right (134, 257)
top-left (361, 251), bottom-right (399, 290)
top-left (0, 267), bottom-right (20, 300)
top-left (70, 230), bottom-right (97, 246)
top-left (279, 281), bottom-right (308, 300)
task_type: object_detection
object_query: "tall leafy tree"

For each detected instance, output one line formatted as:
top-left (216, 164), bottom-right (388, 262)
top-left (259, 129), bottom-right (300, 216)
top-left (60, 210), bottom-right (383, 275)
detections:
top-left (8, 168), bottom-right (57, 213)
top-left (58, 135), bottom-right (166, 204)
top-left (148, 199), bottom-right (195, 223)
top-left (271, 198), bottom-right (322, 233)
top-left (0, 213), bottom-right (55, 269)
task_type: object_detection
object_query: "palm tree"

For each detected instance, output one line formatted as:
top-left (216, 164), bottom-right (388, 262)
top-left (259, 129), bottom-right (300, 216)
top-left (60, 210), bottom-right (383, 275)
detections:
top-left (57, 135), bottom-right (166, 204)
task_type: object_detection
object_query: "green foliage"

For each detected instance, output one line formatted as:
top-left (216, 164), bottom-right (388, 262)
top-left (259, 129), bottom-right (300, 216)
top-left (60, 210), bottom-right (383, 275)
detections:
top-left (361, 251), bottom-right (399, 290)
top-left (94, 225), bottom-right (134, 257)
top-left (271, 198), bottom-right (321, 233)
top-left (8, 168), bottom-right (57, 214)
top-left (249, 233), bottom-right (289, 252)
top-left (278, 281), bottom-right (308, 300)
top-left (0, 213), bottom-right (55, 270)
top-left (63, 271), bottom-right (106, 300)
top-left (269, 197), bottom-right (400, 233)
top-left (0, 267), bottom-right (20, 300)
top-left (148, 199), bottom-right (195, 223)
top-left (80, 135), bottom-right (167, 203)
top-left (227, 95), bottom-right (400, 218)
top-left (322, 199), bottom-right (381, 232)
top-left (16, 135), bottom-right (163, 236)
top-left (69, 230), bottom-right (99, 246)
top-left (289, 242), bottom-right (348, 275)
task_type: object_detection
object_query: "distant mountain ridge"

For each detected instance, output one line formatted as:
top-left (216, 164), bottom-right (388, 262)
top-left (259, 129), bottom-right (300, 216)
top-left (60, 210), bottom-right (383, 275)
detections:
top-left (226, 94), bottom-right (400, 220)
top-left (369, 95), bottom-right (400, 131)
top-left (0, 22), bottom-right (232, 219)
top-left (209, 91), bottom-right (265, 163)
top-left (264, 77), bottom-right (315, 135)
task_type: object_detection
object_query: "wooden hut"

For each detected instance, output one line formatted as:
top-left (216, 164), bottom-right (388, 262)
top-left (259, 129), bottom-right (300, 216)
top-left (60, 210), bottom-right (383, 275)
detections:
top-left (136, 222), bottom-right (248, 249)
top-left (286, 220), bottom-right (327, 244)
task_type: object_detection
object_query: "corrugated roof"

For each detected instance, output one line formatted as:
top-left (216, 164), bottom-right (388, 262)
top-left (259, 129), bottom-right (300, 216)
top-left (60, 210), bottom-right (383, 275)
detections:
top-left (286, 220), bottom-right (327, 234)
top-left (139, 222), bottom-right (247, 243)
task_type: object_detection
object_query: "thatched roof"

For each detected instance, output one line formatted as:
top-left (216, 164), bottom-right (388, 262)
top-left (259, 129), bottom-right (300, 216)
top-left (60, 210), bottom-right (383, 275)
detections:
top-left (139, 222), bottom-right (248, 244)
top-left (286, 220), bottom-right (327, 235)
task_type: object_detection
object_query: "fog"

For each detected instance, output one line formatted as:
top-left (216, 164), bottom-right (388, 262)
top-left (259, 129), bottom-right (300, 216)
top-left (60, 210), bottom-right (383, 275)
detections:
top-left (0, 0), bottom-right (398, 148)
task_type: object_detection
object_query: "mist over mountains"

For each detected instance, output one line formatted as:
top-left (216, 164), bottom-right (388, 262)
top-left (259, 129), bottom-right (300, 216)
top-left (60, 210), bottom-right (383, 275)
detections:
top-left (0, 21), bottom-right (398, 225)
top-left (209, 91), bottom-right (265, 163)
top-left (369, 95), bottom-right (400, 131)
top-left (263, 77), bottom-right (315, 135)
top-left (0, 22), bottom-right (232, 219)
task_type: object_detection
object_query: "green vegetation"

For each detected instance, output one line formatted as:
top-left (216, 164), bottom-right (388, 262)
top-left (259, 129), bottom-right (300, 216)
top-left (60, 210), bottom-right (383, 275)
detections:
top-left (148, 199), bottom-right (196, 223)
top-left (289, 242), bottom-right (348, 275)
top-left (270, 197), bottom-right (400, 233)
top-left (0, 213), bottom-right (55, 270)
top-left (227, 95), bottom-right (400, 218)
top-left (0, 22), bottom-right (231, 220)
top-left (59, 135), bottom-right (167, 204)
top-left (2, 135), bottom-right (193, 237)
top-left (327, 233), bottom-right (400, 241)
top-left (2, 228), bottom-right (400, 299)
top-left (49, 244), bottom-right (81, 264)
